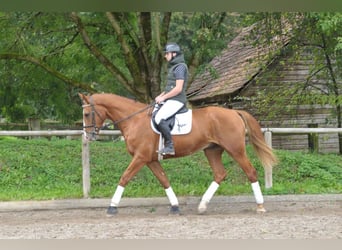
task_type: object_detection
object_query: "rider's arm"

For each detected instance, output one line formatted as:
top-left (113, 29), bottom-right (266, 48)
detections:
top-left (155, 80), bottom-right (184, 104)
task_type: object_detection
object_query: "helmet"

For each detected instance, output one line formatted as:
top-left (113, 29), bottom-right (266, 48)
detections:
top-left (164, 43), bottom-right (181, 53)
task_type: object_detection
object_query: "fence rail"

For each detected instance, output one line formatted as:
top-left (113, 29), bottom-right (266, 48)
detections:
top-left (261, 128), bottom-right (342, 134)
top-left (1, 128), bottom-right (341, 137)
top-left (1, 128), bottom-right (341, 197)
top-left (0, 130), bottom-right (121, 136)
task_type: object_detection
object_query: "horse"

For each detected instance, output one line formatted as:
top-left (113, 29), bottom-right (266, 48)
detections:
top-left (79, 93), bottom-right (277, 216)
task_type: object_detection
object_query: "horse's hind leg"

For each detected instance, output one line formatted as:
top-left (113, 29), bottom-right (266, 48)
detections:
top-left (227, 149), bottom-right (266, 213)
top-left (198, 146), bottom-right (227, 214)
top-left (147, 161), bottom-right (180, 214)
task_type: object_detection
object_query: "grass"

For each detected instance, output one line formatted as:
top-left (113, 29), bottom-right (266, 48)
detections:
top-left (0, 137), bottom-right (341, 201)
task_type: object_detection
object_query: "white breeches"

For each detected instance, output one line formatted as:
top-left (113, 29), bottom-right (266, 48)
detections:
top-left (154, 100), bottom-right (184, 125)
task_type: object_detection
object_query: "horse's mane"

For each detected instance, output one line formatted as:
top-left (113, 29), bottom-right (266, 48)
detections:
top-left (93, 93), bottom-right (148, 109)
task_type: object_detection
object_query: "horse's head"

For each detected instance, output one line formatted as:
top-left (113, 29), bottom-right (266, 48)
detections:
top-left (79, 93), bottom-right (106, 141)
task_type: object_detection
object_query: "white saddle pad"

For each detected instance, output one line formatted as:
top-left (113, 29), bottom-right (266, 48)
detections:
top-left (151, 110), bottom-right (192, 135)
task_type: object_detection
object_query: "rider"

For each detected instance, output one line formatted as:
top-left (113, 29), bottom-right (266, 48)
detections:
top-left (154, 42), bottom-right (189, 155)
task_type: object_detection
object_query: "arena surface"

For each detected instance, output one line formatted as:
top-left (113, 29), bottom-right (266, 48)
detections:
top-left (0, 194), bottom-right (341, 239)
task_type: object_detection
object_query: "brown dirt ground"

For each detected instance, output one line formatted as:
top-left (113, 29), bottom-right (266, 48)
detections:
top-left (0, 195), bottom-right (341, 239)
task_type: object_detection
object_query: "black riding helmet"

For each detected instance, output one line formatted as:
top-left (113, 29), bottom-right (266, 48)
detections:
top-left (164, 43), bottom-right (181, 54)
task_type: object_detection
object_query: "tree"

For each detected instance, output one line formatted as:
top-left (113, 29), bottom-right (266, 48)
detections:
top-left (0, 12), bottom-right (240, 122)
top-left (0, 12), bottom-right (99, 123)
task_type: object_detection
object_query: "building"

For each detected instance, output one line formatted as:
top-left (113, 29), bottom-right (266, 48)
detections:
top-left (187, 22), bottom-right (341, 153)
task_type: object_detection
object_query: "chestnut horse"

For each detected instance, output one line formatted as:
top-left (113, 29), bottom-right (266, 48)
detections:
top-left (79, 93), bottom-right (277, 216)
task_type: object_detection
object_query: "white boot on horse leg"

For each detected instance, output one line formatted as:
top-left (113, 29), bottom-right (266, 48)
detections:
top-left (107, 185), bottom-right (125, 216)
top-left (198, 181), bottom-right (219, 214)
top-left (165, 186), bottom-right (180, 214)
top-left (251, 181), bottom-right (266, 213)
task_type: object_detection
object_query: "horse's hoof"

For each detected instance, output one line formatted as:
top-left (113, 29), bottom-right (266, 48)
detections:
top-left (107, 206), bottom-right (118, 216)
top-left (256, 204), bottom-right (266, 213)
top-left (198, 201), bottom-right (208, 214)
top-left (169, 205), bottom-right (180, 215)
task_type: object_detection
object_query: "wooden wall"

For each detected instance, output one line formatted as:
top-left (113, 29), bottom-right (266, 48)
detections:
top-left (231, 46), bottom-right (340, 153)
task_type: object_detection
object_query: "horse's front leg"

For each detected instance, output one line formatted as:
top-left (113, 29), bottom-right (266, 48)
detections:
top-left (107, 156), bottom-right (145, 216)
top-left (147, 161), bottom-right (180, 215)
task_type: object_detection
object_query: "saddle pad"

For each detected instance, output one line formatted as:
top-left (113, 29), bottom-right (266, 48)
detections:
top-left (151, 110), bottom-right (192, 135)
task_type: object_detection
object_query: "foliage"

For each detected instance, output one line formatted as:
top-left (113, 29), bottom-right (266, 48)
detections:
top-left (0, 138), bottom-right (340, 201)
top-left (0, 13), bottom-right (98, 123)
top-left (169, 13), bottom-right (241, 79)
top-left (1, 12), bottom-right (340, 126)
top-left (0, 12), bottom-right (242, 123)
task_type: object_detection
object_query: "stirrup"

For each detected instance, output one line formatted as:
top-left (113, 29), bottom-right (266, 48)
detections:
top-left (158, 146), bottom-right (175, 156)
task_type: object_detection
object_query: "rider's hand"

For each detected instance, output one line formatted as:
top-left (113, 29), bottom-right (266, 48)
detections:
top-left (155, 95), bottom-right (165, 104)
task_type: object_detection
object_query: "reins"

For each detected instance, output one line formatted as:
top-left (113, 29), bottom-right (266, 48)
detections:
top-left (82, 84), bottom-right (202, 131)
top-left (111, 102), bottom-right (155, 126)
top-left (83, 89), bottom-right (199, 133)
top-left (82, 95), bottom-right (155, 134)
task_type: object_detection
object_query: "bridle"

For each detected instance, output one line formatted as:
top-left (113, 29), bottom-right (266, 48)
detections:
top-left (82, 96), bottom-right (106, 139)
top-left (82, 96), bottom-right (154, 139)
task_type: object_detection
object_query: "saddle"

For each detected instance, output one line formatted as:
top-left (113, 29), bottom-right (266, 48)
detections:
top-left (151, 105), bottom-right (192, 135)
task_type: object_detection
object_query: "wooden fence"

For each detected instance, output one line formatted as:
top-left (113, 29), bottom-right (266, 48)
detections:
top-left (0, 128), bottom-right (341, 197)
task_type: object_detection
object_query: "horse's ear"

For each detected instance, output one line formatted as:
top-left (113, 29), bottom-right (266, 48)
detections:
top-left (78, 93), bottom-right (89, 104)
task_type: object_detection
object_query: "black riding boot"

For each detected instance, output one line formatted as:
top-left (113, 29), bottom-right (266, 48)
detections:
top-left (157, 119), bottom-right (175, 155)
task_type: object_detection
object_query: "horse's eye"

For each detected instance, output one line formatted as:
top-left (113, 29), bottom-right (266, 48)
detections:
top-left (84, 113), bottom-right (90, 117)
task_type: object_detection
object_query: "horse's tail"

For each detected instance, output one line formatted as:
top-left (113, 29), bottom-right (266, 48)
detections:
top-left (236, 110), bottom-right (278, 188)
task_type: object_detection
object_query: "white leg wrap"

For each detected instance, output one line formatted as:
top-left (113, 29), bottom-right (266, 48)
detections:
top-left (201, 181), bottom-right (219, 203)
top-left (165, 187), bottom-right (179, 206)
top-left (251, 181), bottom-right (264, 204)
top-left (110, 185), bottom-right (125, 207)
top-left (198, 181), bottom-right (219, 214)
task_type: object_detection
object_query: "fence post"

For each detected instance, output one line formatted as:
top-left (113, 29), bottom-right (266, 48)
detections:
top-left (28, 118), bottom-right (41, 139)
top-left (264, 130), bottom-right (272, 149)
top-left (263, 130), bottom-right (273, 188)
top-left (308, 123), bottom-right (319, 153)
top-left (82, 135), bottom-right (90, 198)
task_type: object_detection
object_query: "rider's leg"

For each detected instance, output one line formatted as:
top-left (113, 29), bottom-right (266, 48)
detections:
top-left (157, 119), bottom-right (175, 155)
top-left (154, 100), bottom-right (184, 155)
